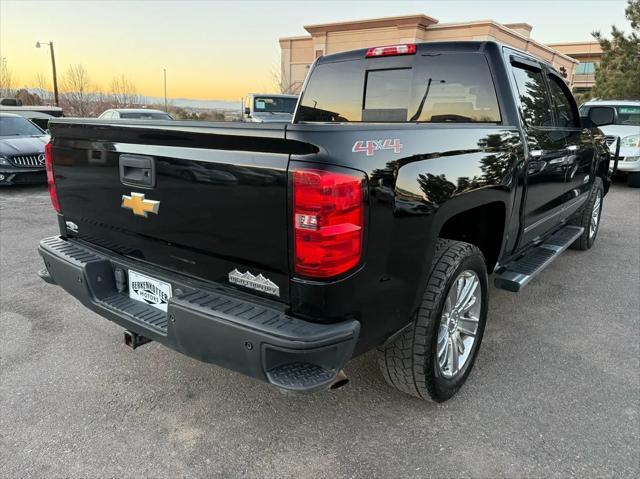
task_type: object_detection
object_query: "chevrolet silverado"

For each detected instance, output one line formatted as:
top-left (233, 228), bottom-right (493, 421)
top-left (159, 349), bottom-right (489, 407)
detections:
top-left (38, 41), bottom-right (613, 402)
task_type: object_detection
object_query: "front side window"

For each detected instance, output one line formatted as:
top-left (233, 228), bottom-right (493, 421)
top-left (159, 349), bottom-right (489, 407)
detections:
top-left (511, 65), bottom-right (553, 127)
top-left (547, 75), bottom-right (579, 128)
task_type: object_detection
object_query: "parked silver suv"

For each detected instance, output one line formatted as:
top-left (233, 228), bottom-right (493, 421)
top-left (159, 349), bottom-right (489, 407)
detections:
top-left (580, 100), bottom-right (640, 187)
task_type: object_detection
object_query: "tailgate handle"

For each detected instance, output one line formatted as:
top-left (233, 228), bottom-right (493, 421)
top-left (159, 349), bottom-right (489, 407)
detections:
top-left (119, 154), bottom-right (156, 188)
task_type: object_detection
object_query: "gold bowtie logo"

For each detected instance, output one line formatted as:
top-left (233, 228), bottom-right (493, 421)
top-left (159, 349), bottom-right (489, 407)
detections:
top-left (121, 192), bottom-right (160, 217)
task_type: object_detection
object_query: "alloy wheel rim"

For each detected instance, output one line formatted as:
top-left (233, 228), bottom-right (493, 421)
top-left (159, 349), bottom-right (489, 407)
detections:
top-left (437, 270), bottom-right (481, 379)
top-left (589, 191), bottom-right (601, 239)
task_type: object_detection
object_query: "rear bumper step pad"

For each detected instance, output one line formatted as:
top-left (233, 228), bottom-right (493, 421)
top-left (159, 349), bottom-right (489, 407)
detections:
top-left (38, 236), bottom-right (359, 392)
top-left (494, 226), bottom-right (584, 292)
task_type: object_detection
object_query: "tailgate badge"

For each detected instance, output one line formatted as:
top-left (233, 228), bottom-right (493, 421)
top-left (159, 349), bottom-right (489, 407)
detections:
top-left (229, 269), bottom-right (280, 297)
top-left (121, 192), bottom-right (160, 218)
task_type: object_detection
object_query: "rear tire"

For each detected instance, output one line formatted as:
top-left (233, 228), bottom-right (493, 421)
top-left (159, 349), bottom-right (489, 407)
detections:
top-left (627, 173), bottom-right (640, 188)
top-left (569, 177), bottom-right (603, 250)
top-left (378, 239), bottom-right (488, 402)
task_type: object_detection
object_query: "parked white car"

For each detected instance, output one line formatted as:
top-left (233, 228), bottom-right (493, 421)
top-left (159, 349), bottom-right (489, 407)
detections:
top-left (579, 100), bottom-right (640, 187)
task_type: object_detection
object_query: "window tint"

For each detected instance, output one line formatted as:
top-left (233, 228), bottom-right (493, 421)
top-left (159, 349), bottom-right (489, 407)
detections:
top-left (363, 69), bottom-right (411, 122)
top-left (511, 66), bottom-right (553, 127)
top-left (295, 53), bottom-right (501, 123)
top-left (548, 75), bottom-right (578, 127)
top-left (296, 60), bottom-right (364, 122)
top-left (410, 54), bottom-right (501, 123)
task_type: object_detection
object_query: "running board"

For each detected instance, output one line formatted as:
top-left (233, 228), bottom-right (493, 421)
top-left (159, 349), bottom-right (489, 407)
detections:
top-left (494, 226), bottom-right (584, 292)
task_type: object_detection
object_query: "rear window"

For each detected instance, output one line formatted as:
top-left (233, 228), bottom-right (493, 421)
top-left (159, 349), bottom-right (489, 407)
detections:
top-left (253, 97), bottom-right (297, 114)
top-left (295, 52), bottom-right (501, 123)
top-left (120, 112), bottom-right (173, 120)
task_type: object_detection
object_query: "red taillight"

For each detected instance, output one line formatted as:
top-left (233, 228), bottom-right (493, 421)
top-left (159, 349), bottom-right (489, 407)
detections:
top-left (44, 142), bottom-right (60, 213)
top-left (365, 43), bottom-right (416, 58)
top-left (293, 168), bottom-right (365, 278)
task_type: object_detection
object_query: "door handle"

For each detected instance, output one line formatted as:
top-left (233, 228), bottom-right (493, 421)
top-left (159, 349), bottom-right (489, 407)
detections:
top-left (119, 155), bottom-right (156, 188)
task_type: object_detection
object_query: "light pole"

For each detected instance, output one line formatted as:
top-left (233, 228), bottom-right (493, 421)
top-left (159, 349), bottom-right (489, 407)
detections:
top-left (163, 68), bottom-right (167, 112)
top-left (35, 41), bottom-right (59, 106)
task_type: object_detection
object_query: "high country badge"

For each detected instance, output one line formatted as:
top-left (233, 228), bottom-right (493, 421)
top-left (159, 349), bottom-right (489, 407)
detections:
top-left (228, 269), bottom-right (280, 297)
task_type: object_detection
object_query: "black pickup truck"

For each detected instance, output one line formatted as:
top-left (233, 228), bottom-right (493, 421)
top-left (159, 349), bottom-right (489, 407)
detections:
top-left (38, 41), bottom-right (613, 402)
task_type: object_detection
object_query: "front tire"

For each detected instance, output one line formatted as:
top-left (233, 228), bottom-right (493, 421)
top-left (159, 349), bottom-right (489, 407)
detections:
top-left (569, 177), bottom-right (603, 250)
top-left (378, 239), bottom-right (488, 402)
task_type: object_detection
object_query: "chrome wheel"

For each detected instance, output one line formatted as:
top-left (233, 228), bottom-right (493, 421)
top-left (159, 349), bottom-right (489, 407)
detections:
top-left (437, 270), bottom-right (481, 379)
top-left (589, 190), bottom-right (602, 239)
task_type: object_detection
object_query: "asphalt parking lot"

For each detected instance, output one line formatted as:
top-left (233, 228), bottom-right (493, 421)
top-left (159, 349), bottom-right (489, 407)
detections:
top-left (1, 181), bottom-right (638, 478)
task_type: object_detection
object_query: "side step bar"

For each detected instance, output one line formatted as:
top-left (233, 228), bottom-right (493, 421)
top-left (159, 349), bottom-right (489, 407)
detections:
top-left (494, 225), bottom-right (584, 292)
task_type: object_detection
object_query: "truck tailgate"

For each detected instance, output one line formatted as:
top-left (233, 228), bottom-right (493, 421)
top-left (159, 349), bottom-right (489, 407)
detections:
top-left (49, 120), bottom-right (300, 301)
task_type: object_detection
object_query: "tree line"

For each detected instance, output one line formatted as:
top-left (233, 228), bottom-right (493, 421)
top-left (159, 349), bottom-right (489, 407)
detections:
top-left (0, 63), bottom-right (225, 120)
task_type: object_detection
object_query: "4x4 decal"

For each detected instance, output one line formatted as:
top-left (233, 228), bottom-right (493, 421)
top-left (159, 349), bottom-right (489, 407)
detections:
top-left (352, 138), bottom-right (403, 156)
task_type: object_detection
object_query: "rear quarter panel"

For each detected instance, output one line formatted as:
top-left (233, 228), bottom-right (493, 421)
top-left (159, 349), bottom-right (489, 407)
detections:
top-left (286, 124), bottom-right (523, 352)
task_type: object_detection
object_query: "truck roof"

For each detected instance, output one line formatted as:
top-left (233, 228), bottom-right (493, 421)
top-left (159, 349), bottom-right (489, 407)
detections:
top-left (581, 100), bottom-right (640, 106)
top-left (248, 93), bottom-right (298, 99)
top-left (316, 40), bottom-right (559, 70)
top-left (0, 105), bottom-right (63, 113)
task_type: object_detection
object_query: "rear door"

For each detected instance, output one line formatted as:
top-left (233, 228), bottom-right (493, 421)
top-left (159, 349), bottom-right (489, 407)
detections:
top-left (507, 53), bottom-right (572, 246)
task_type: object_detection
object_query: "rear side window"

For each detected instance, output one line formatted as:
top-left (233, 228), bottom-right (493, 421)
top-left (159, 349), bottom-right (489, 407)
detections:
top-left (511, 66), bottom-right (553, 127)
top-left (295, 52), bottom-right (501, 123)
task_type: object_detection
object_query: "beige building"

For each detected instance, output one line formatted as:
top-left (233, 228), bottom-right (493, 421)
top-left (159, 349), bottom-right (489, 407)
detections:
top-left (547, 41), bottom-right (603, 93)
top-left (279, 14), bottom-right (580, 94)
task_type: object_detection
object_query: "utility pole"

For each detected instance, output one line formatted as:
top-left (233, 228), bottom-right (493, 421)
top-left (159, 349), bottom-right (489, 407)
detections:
top-left (36, 41), bottom-right (59, 106)
top-left (163, 68), bottom-right (167, 112)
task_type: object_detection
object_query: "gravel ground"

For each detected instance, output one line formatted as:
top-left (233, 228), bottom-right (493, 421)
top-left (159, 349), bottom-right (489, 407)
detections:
top-left (1, 181), bottom-right (638, 478)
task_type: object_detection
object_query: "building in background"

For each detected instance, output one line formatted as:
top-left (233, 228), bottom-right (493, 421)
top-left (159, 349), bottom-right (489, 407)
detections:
top-left (546, 41), bottom-right (602, 94)
top-left (279, 14), bottom-right (580, 94)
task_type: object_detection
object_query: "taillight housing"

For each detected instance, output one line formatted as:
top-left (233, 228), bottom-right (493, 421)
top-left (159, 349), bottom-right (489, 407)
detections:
top-left (365, 43), bottom-right (416, 58)
top-left (44, 142), bottom-right (60, 213)
top-left (292, 168), bottom-right (365, 278)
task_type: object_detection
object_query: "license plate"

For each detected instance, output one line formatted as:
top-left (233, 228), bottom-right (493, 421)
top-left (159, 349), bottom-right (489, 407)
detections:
top-left (128, 270), bottom-right (172, 312)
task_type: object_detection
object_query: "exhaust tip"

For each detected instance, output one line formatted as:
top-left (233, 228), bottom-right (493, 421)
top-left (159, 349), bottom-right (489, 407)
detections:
top-left (329, 370), bottom-right (349, 390)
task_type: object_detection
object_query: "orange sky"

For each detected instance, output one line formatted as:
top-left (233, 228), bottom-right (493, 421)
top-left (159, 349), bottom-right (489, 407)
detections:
top-left (0, 0), bottom-right (630, 101)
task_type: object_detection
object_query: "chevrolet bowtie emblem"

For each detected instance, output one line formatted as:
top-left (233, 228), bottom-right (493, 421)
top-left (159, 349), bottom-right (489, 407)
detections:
top-left (121, 192), bottom-right (160, 217)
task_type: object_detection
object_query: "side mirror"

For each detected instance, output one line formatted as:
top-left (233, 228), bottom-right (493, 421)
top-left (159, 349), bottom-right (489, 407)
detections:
top-left (588, 106), bottom-right (615, 127)
top-left (244, 107), bottom-right (250, 115)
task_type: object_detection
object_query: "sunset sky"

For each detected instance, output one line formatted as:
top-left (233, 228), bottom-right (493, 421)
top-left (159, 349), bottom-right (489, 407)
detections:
top-left (0, 0), bottom-right (631, 101)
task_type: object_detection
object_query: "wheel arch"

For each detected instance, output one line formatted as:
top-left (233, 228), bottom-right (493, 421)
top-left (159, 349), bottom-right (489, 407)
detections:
top-left (434, 196), bottom-right (508, 274)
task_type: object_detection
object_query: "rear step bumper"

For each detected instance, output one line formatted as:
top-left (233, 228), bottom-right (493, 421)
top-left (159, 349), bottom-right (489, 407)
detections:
top-left (38, 236), bottom-right (359, 393)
